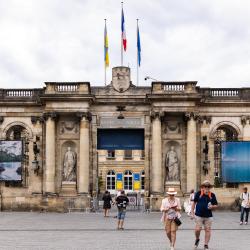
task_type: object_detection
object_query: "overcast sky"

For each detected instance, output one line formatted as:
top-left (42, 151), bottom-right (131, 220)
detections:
top-left (0, 0), bottom-right (250, 89)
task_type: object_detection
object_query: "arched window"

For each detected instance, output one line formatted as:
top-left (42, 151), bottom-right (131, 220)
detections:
top-left (141, 170), bottom-right (145, 190)
top-left (5, 125), bottom-right (30, 187)
top-left (214, 125), bottom-right (238, 187)
top-left (124, 170), bottom-right (133, 191)
top-left (106, 170), bottom-right (116, 190)
top-left (6, 125), bottom-right (29, 140)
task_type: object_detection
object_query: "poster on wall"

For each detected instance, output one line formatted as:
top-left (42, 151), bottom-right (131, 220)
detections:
top-left (221, 141), bottom-right (250, 183)
top-left (0, 141), bottom-right (22, 181)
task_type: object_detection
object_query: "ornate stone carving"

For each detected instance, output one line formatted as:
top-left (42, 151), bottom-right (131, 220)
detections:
top-left (165, 145), bottom-right (179, 181)
top-left (31, 116), bottom-right (44, 124)
top-left (150, 110), bottom-right (164, 121)
top-left (241, 115), bottom-right (250, 127)
top-left (164, 121), bottom-right (181, 134)
top-left (198, 116), bottom-right (212, 125)
top-left (60, 121), bottom-right (78, 134)
top-left (112, 66), bottom-right (131, 93)
top-left (63, 147), bottom-right (77, 182)
top-left (43, 112), bottom-right (58, 121)
top-left (76, 112), bottom-right (92, 122)
top-left (184, 112), bottom-right (199, 121)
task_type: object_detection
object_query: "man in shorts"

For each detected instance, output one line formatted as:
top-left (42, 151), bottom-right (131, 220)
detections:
top-left (191, 180), bottom-right (218, 250)
top-left (115, 190), bottom-right (129, 230)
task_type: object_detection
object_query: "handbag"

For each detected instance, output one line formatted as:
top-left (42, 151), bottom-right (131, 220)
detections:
top-left (174, 217), bottom-right (182, 226)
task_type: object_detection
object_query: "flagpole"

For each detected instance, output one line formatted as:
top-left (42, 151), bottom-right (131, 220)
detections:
top-left (104, 19), bottom-right (107, 86)
top-left (136, 19), bottom-right (139, 87)
top-left (121, 2), bottom-right (123, 66)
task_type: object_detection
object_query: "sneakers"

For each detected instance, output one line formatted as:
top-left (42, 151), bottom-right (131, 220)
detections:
top-left (194, 239), bottom-right (200, 249)
top-left (245, 222), bottom-right (248, 225)
top-left (204, 245), bottom-right (209, 249)
top-left (240, 221), bottom-right (243, 225)
top-left (170, 247), bottom-right (175, 250)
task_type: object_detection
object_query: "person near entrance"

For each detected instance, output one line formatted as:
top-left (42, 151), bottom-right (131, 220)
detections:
top-left (191, 180), bottom-right (218, 250)
top-left (160, 187), bottom-right (181, 250)
top-left (102, 190), bottom-right (112, 217)
top-left (239, 187), bottom-right (250, 225)
top-left (115, 190), bottom-right (129, 230)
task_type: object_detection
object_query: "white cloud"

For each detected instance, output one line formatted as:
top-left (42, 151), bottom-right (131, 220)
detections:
top-left (0, 0), bottom-right (250, 89)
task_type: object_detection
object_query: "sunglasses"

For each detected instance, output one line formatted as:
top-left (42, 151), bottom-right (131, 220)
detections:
top-left (204, 186), bottom-right (211, 188)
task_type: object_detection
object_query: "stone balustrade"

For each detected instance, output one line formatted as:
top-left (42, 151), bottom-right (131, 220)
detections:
top-left (152, 81), bottom-right (197, 94)
top-left (44, 82), bottom-right (90, 94)
top-left (209, 89), bottom-right (239, 97)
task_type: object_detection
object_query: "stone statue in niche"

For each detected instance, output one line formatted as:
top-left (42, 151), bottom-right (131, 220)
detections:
top-left (165, 146), bottom-right (179, 181)
top-left (60, 121), bottom-right (78, 134)
top-left (63, 147), bottom-right (76, 182)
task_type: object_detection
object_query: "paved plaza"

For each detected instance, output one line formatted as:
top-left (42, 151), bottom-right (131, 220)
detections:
top-left (0, 211), bottom-right (249, 250)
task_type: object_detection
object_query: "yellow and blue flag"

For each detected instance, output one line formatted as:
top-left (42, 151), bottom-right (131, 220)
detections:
top-left (104, 21), bottom-right (109, 67)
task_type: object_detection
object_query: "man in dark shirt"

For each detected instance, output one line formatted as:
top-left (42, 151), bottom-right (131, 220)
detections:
top-left (115, 190), bottom-right (129, 230)
top-left (191, 180), bottom-right (218, 250)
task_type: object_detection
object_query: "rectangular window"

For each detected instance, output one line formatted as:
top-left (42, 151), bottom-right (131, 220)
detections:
top-left (124, 150), bottom-right (132, 159)
top-left (107, 150), bottom-right (115, 159)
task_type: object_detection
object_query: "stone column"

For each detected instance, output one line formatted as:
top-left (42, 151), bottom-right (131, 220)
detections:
top-left (151, 112), bottom-right (163, 194)
top-left (44, 113), bottom-right (57, 194)
top-left (186, 112), bottom-right (198, 192)
top-left (241, 116), bottom-right (250, 140)
top-left (77, 112), bottom-right (91, 194)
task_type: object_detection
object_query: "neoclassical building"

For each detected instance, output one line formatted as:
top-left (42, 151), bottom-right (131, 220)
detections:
top-left (0, 66), bottom-right (249, 211)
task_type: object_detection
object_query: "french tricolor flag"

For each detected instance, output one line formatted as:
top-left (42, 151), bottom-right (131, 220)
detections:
top-left (121, 7), bottom-right (127, 51)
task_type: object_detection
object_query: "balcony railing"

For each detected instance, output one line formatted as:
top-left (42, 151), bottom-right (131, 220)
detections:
top-left (201, 88), bottom-right (242, 98)
top-left (55, 84), bottom-right (79, 92)
top-left (152, 81), bottom-right (197, 94)
top-left (210, 89), bottom-right (239, 97)
top-left (0, 89), bottom-right (43, 100)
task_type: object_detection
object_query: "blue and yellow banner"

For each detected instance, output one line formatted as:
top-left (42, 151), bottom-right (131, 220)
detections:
top-left (133, 173), bottom-right (140, 190)
top-left (116, 173), bottom-right (123, 190)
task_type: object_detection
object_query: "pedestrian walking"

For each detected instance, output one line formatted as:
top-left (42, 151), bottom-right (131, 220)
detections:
top-left (191, 180), bottom-right (218, 250)
top-left (184, 189), bottom-right (195, 216)
top-left (160, 187), bottom-right (181, 250)
top-left (239, 187), bottom-right (250, 225)
top-left (115, 190), bottom-right (129, 230)
top-left (102, 190), bottom-right (112, 217)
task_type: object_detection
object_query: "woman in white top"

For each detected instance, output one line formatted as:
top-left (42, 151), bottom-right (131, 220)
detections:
top-left (161, 187), bottom-right (181, 250)
top-left (240, 187), bottom-right (250, 225)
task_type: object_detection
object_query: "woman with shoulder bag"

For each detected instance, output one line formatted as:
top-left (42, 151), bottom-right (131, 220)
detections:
top-left (161, 187), bottom-right (182, 250)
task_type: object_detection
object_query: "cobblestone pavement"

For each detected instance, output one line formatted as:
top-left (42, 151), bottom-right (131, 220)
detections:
top-left (0, 211), bottom-right (249, 250)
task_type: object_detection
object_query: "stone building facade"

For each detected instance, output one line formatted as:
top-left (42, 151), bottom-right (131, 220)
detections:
top-left (0, 66), bottom-right (249, 211)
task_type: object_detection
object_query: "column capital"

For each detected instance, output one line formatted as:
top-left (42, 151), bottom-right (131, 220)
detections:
top-left (31, 116), bottom-right (44, 124)
top-left (150, 110), bottom-right (164, 121)
top-left (76, 111), bottom-right (92, 122)
top-left (43, 112), bottom-right (58, 121)
top-left (0, 116), bottom-right (4, 124)
top-left (198, 115), bottom-right (212, 125)
top-left (241, 115), bottom-right (250, 126)
top-left (184, 112), bottom-right (199, 121)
